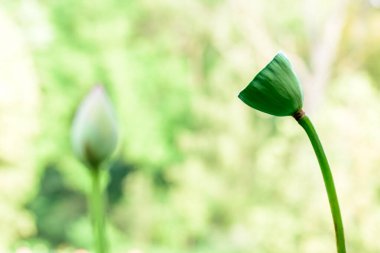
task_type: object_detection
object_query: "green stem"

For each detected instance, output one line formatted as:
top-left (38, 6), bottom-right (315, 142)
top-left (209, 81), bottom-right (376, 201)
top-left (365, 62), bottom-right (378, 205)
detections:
top-left (297, 114), bottom-right (346, 253)
top-left (91, 169), bottom-right (107, 253)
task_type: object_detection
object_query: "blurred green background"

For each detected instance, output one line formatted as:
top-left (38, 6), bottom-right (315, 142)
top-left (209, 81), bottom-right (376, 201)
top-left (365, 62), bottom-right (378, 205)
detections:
top-left (1, 0), bottom-right (380, 252)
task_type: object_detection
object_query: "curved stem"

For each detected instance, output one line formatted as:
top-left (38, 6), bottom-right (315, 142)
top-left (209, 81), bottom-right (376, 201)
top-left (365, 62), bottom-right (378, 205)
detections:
top-left (91, 169), bottom-right (107, 253)
top-left (297, 114), bottom-right (346, 253)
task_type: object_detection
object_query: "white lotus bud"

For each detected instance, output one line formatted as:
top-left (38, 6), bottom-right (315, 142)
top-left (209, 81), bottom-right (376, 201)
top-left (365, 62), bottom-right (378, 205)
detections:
top-left (71, 85), bottom-right (118, 169)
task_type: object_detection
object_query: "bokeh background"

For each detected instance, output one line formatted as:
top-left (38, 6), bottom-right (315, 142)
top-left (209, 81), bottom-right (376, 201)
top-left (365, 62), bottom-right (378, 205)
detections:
top-left (1, 0), bottom-right (380, 252)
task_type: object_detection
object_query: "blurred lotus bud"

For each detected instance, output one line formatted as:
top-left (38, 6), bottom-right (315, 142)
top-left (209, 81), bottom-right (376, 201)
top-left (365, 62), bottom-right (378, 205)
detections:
top-left (71, 85), bottom-right (118, 169)
top-left (238, 52), bottom-right (303, 117)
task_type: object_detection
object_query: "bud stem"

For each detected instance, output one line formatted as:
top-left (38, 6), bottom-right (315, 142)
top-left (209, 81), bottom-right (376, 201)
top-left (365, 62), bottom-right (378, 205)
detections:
top-left (296, 113), bottom-right (346, 253)
top-left (91, 168), bottom-right (107, 253)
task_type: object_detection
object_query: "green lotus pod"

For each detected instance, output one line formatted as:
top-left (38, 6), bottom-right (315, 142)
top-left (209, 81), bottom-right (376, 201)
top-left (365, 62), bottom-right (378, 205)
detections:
top-left (71, 85), bottom-right (118, 169)
top-left (238, 52), bottom-right (303, 116)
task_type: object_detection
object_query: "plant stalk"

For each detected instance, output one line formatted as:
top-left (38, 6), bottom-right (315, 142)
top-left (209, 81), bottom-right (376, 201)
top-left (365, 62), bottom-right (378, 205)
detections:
top-left (91, 168), bottom-right (107, 253)
top-left (296, 112), bottom-right (346, 253)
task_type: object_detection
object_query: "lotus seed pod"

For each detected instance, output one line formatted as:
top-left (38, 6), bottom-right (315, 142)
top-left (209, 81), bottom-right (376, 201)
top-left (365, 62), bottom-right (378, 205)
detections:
top-left (238, 52), bottom-right (303, 116)
top-left (71, 85), bottom-right (118, 169)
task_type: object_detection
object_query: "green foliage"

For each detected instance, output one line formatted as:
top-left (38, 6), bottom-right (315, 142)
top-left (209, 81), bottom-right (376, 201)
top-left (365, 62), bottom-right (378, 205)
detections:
top-left (2, 0), bottom-right (380, 252)
top-left (27, 166), bottom-right (87, 247)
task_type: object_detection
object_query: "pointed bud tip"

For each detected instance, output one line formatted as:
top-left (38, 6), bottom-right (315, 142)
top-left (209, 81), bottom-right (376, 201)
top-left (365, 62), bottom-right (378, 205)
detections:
top-left (91, 85), bottom-right (105, 95)
top-left (276, 51), bottom-right (287, 58)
